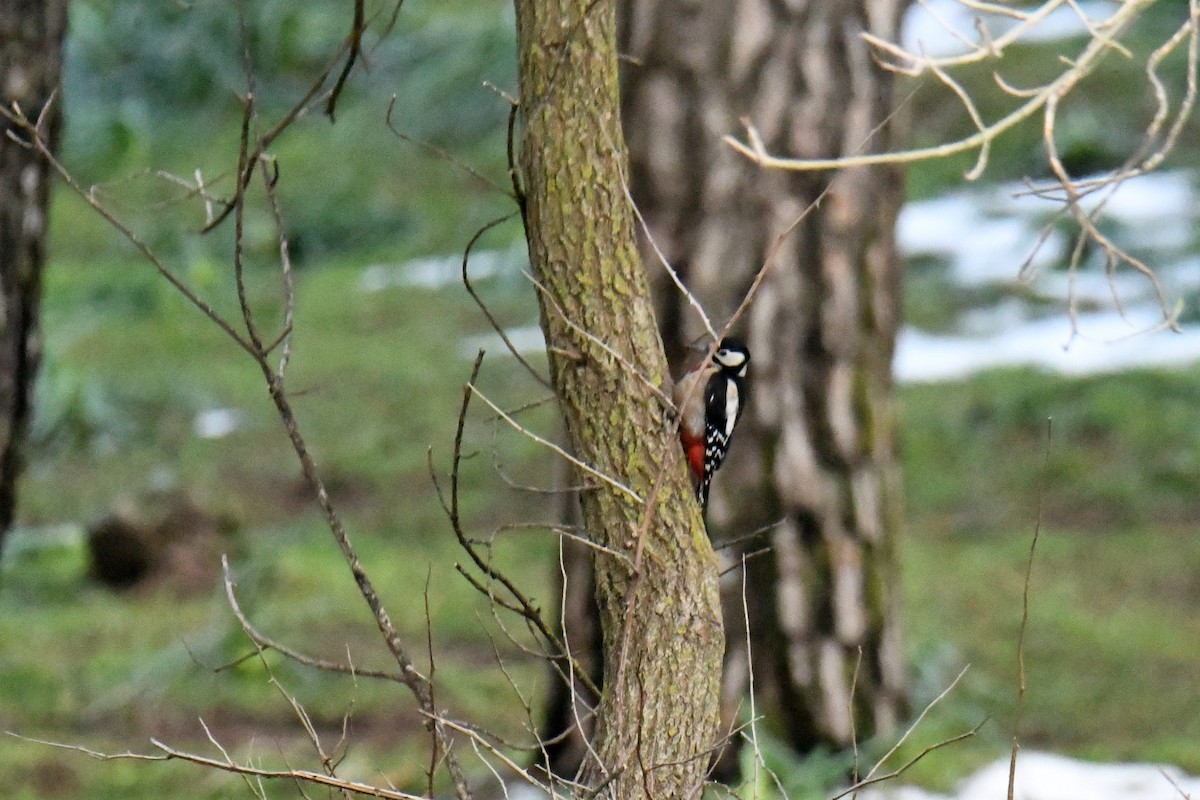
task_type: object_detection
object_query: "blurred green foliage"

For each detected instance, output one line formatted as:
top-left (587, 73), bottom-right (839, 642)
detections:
top-left (63, 0), bottom-right (519, 260)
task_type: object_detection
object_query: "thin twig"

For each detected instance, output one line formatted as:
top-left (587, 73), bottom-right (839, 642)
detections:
top-left (220, 555), bottom-right (406, 683)
top-left (525, 270), bottom-right (673, 407)
top-left (828, 719), bottom-right (986, 800)
top-left (0, 98), bottom-right (256, 357)
top-left (469, 382), bottom-right (644, 504)
top-left (385, 95), bottom-right (515, 199)
top-left (860, 665), bottom-right (971, 785)
top-left (460, 215), bottom-right (550, 388)
top-left (724, 0), bottom-right (1155, 175)
top-left (325, 0), bottom-right (366, 121)
top-left (431, 353), bottom-right (602, 699)
top-left (1008, 418), bottom-right (1053, 800)
top-left (8, 734), bottom-right (425, 800)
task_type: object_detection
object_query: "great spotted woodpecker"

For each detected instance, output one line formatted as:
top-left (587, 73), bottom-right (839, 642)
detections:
top-left (673, 337), bottom-right (750, 512)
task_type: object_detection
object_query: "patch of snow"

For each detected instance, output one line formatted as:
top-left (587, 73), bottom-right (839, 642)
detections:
top-left (498, 786), bottom-right (555, 800)
top-left (460, 325), bottom-right (546, 358)
top-left (898, 172), bottom-right (1199, 293)
top-left (358, 247), bottom-right (526, 292)
top-left (1081, 170), bottom-right (1195, 224)
top-left (1076, 171), bottom-right (1198, 252)
top-left (896, 170), bottom-right (1200, 380)
top-left (895, 307), bottom-right (1200, 382)
top-left (898, 190), bottom-right (1065, 286)
top-left (903, 1), bottom-right (1119, 58)
top-left (859, 752), bottom-right (1200, 800)
top-left (193, 408), bottom-right (243, 439)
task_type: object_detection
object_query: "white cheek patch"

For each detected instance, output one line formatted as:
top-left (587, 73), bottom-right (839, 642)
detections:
top-left (725, 382), bottom-right (739, 437)
top-left (717, 351), bottom-right (746, 369)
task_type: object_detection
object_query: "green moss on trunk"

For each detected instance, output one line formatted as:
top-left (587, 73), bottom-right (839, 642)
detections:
top-left (513, 1), bottom-right (724, 796)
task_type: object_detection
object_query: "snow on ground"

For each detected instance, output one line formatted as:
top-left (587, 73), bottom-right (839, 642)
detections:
top-left (902, 0), bottom-right (1120, 58)
top-left (460, 324), bottom-right (545, 358)
top-left (858, 751), bottom-right (1200, 800)
top-left (357, 246), bottom-right (526, 292)
top-left (894, 308), bottom-right (1200, 382)
top-left (490, 752), bottom-right (1200, 800)
top-left (365, 169), bottom-right (1200, 384)
top-left (895, 171), bottom-right (1200, 381)
top-left (193, 407), bottom-right (244, 439)
top-left (896, 173), bottom-right (1199, 293)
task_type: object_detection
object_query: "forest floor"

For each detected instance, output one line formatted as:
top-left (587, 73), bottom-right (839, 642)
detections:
top-left (3, 256), bottom-right (1200, 799)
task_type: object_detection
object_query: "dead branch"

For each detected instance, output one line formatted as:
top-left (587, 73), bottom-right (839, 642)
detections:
top-left (1008, 418), bottom-right (1053, 800)
top-left (460, 215), bottom-right (551, 388)
top-left (857, 665), bottom-right (972, 788)
top-left (385, 95), bottom-right (516, 200)
top-left (1, 98), bottom-right (257, 357)
top-left (325, 0), bottom-right (367, 121)
top-left (469, 381), bottom-right (644, 504)
top-left (827, 719), bottom-right (986, 800)
top-left (430, 352), bottom-right (603, 700)
top-left (11, 73), bottom-right (477, 800)
top-left (221, 555), bottom-right (406, 684)
top-left (724, 0), bottom-right (1155, 175)
top-left (524, 270), bottom-right (674, 408)
top-left (7, 733), bottom-right (425, 800)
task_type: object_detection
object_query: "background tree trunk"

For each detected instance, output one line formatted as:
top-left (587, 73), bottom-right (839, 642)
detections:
top-left (0, 0), bottom-right (68, 557)
top-left (618, 0), bottom-right (909, 762)
top-left (514, 1), bottom-right (724, 796)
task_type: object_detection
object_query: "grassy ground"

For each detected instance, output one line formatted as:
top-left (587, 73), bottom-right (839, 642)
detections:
top-left (887, 370), bottom-right (1200, 787)
top-left (5, 245), bottom-right (1200, 797)
top-left (1, 247), bottom-right (557, 799)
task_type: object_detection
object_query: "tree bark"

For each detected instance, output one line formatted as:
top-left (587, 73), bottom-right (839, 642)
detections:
top-left (619, 0), bottom-right (909, 759)
top-left (513, 2), bottom-right (724, 797)
top-left (0, 0), bottom-right (68, 557)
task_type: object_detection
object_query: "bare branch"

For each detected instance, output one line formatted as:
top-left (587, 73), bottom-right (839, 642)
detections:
top-left (1008, 418), bottom-right (1053, 800)
top-left (1159, 767), bottom-right (1196, 800)
top-left (0, 98), bottom-right (257, 357)
top-left (386, 95), bottom-right (516, 199)
top-left (859, 665), bottom-right (972, 786)
top-left (325, 0), bottom-right (367, 121)
top-left (618, 169), bottom-right (717, 342)
top-left (525, 270), bottom-right (674, 409)
top-left (724, 0), bottom-right (1155, 175)
top-left (150, 738), bottom-right (427, 800)
top-left (470, 382), bottom-right (644, 504)
top-left (827, 719), bottom-right (986, 800)
top-left (221, 556), bottom-right (406, 683)
top-left (460, 216), bottom-right (551, 388)
top-left (7, 733), bottom-right (425, 800)
top-left (431, 353), bottom-right (603, 699)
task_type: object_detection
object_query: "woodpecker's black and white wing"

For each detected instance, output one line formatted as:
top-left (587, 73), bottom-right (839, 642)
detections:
top-left (704, 374), bottom-right (741, 473)
top-left (699, 367), bottom-right (745, 509)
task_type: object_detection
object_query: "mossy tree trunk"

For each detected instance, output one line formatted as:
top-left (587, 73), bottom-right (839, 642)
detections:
top-left (0, 0), bottom-right (68, 557)
top-left (514, 1), bottom-right (724, 797)
top-left (619, 0), bottom-right (909, 763)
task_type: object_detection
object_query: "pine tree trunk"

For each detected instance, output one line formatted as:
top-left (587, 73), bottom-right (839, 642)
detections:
top-left (514, 1), bottom-right (724, 796)
top-left (619, 0), bottom-right (909, 757)
top-left (0, 0), bottom-right (68, 556)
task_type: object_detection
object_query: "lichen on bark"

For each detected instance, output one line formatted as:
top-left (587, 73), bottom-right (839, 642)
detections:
top-left (513, 1), bottom-right (725, 796)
